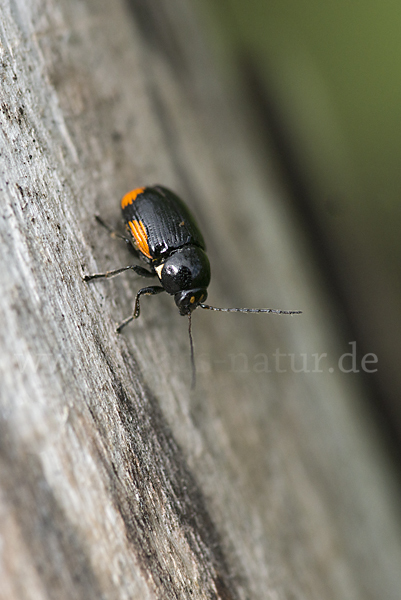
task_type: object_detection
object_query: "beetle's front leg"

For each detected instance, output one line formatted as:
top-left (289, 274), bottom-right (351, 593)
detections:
top-left (116, 285), bottom-right (165, 332)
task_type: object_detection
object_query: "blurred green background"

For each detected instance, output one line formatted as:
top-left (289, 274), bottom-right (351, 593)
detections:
top-left (201, 1), bottom-right (401, 449)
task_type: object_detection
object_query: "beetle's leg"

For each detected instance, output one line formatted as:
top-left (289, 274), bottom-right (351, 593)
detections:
top-left (116, 285), bottom-right (165, 332)
top-left (83, 264), bottom-right (155, 282)
top-left (94, 215), bottom-right (132, 246)
top-left (128, 265), bottom-right (156, 278)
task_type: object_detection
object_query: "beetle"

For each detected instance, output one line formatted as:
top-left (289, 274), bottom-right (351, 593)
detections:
top-left (84, 185), bottom-right (301, 386)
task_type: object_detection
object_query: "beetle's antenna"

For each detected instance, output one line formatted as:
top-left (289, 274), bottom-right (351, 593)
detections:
top-left (199, 304), bottom-right (302, 315)
top-left (188, 313), bottom-right (196, 390)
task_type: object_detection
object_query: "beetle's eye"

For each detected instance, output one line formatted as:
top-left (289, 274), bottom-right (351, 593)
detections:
top-left (174, 288), bottom-right (208, 315)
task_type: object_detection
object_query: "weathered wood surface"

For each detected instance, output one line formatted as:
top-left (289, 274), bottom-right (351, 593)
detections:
top-left (1, 1), bottom-right (401, 599)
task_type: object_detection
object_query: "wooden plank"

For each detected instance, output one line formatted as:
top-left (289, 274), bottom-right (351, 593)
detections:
top-left (1, 0), bottom-right (400, 598)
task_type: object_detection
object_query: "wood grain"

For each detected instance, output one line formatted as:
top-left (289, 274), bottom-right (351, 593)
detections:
top-left (1, 1), bottom-right (400, 598)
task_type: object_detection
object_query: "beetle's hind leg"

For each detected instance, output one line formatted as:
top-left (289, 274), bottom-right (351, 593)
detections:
top-left (84, 214), bottom-right (156, 281)
top-left (94, 215), bottom-right (132, 246)
top-left (116, 285), bottom-right (165, 332)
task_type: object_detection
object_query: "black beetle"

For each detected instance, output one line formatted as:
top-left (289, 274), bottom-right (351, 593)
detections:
top-left (84, 185), bottom-right (301, 386)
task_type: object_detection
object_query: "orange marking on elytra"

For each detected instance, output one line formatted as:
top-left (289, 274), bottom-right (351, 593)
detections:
top-left (129, 220), bottom-right (151, 259)
top-left (121, 187), bottom-right (145, 209)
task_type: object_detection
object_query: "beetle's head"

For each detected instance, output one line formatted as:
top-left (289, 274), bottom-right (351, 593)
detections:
top-left (157, 246), bottom-right (210, 315)
top-left (174, 288), bottom-right (208, 315)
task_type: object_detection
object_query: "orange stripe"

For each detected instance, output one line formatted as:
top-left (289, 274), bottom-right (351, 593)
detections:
top-left (121, 187), bottom-right (145, 209)
top-left (128, 220), bottom-right (151, 259)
